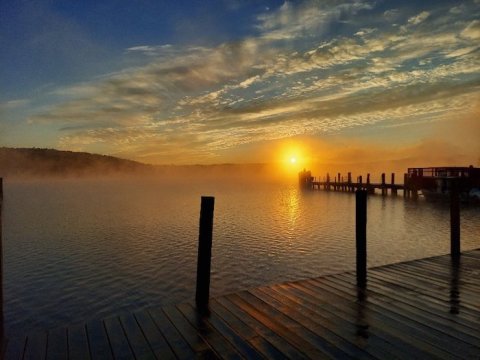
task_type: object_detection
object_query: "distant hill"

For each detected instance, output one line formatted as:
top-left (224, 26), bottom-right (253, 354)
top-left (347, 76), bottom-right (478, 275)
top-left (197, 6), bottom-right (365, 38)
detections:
top-left (0, 147), bottom-right (276, 179)
top-left (0, 147), bottom-right (152, 177)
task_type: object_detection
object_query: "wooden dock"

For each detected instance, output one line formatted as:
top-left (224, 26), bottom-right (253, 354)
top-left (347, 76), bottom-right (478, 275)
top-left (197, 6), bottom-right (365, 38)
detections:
top-left (300, 166), bottom-right (480, 199)
top-left (3, 249), bottom-right (480, 359)
top-left (300, 171), bottom-right (409, 196)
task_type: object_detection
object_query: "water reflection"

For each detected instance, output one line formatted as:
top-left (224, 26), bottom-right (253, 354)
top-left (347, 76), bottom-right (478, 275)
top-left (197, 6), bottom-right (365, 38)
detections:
top-left (355, 287), bottom-right (369, 340)
top-left (286, 187), bottom-right (300, 230)
top-left (449, 258), bottom-right (460, 315)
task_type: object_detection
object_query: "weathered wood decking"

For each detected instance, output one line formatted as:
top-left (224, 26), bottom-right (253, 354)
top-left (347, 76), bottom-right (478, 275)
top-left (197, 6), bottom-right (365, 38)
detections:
top-left (3, 249), bottom-right (480, 359)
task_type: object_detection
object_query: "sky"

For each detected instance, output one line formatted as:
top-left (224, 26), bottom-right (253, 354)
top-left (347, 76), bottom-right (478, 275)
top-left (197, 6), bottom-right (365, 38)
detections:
top-left (1, 0), bottom-right (479, 169)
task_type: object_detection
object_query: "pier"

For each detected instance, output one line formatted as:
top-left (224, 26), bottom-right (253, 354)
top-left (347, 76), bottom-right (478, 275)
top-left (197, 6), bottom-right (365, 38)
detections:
top-left (2, 249), bottom-right (480, 359)
top-left (299, 170), bottom-right (408, 196)
top-left (299, 166), bottom-right (480, 199)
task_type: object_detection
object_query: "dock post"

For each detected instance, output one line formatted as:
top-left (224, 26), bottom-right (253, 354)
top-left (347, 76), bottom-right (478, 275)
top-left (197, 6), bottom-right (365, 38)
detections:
top-left (195, 196), bottom-right (215, 310)
top-left (356, 190), bottom-right (367, 287)
top-left (381, 173), bottom-right (386, 196)
top-left (0, 178), bottom-right (3, 339)
top-left (450, 181), bottom-right (460, 261)
top-left (391, 173), bottom-right (397, 195)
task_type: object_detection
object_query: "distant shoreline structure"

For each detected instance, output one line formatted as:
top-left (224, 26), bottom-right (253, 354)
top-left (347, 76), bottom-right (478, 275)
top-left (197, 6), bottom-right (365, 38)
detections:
top-left (299, 166), bottom-right (480, 202)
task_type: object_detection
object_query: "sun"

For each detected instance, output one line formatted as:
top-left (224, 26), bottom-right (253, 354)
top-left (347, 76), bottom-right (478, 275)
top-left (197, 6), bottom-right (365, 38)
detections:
top-left (290, 157), bottom-right (297, 164)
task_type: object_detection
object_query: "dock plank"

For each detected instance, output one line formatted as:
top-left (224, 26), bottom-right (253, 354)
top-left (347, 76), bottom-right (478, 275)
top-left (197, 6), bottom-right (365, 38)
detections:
top-left (119, 312), bottom-right (156, 359)
top-left (134, 309), bottom-right (176, 359)
top-left (162, 305), bottom-right (218, 358)
top-left (216, 296), bottom-right (308, 359)
top-left (68, 324), bottom-right (90, 360)
top-left (23, 331), bottom-right (47, 360)
top-left (45, 327), bottom-right (67, 360)
top-left (251, 287), bottom-right (374, 359)
top-left (209, 298), bottom-right (288, 359)
top-left (103, 316), bottom-right (134, 360)
top-left (269, 282), bottom-right (407, 360)
top-left (337, 273), bottom-right (480, 341)
top-left (294, 279), bottom-right (451, 359)
top-left (310, 277), bottom-right (468, 359)
top-left (329, 274), bottom-right (480, 358)
top-left (3, 336), bottom-right (26, 360)
top-left (176, 303), bottom-right (244, 359)
top-left (281, 281), bottom-right (432, 359)
top-left (148, 307), bottom-right (197, 360)
top-left (228, 292), bottom-right (329, 359)
top-left (86, 318), bottom-right (113, 360)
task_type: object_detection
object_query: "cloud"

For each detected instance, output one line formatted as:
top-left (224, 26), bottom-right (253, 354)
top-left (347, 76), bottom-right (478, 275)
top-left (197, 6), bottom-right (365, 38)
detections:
top-left (407, 11), bottom-right (430, 25)
top-left (0, 99), bottom-right (30, 111)
top-left (256, 1), bottom-right (373, 41)
top-left (21, 1), bottom-right (480, 164)
top-left (461, 20), bottom-right (480, 40)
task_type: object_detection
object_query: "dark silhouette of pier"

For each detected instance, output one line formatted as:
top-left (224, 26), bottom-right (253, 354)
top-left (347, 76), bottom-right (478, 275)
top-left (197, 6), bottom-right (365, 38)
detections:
top-left (299, 166), bottom-right (480, 199)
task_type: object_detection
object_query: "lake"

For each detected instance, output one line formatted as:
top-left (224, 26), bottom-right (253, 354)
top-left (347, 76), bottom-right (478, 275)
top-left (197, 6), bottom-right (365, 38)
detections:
top-left (3, 176), bottom-right (480, 337)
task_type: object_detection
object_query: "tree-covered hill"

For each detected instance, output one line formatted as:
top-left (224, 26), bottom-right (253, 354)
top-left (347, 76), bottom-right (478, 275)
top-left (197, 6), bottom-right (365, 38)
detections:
top-left (0, 147), bottom-right (152, 177)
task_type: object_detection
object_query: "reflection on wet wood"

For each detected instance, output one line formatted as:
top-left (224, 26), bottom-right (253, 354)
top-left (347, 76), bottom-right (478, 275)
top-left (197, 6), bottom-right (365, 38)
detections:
top-left (3, 249), bottom-right (480, 359)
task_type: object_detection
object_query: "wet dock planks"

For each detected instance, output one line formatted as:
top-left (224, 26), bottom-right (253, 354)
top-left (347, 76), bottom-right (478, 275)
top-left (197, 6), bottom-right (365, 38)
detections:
top-left (3, 249), bottom-right (480, 359)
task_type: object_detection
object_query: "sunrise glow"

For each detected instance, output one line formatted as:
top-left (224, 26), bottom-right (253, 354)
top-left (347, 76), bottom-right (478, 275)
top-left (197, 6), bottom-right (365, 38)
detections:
top-left (0, 1), bottom-right (478, 167)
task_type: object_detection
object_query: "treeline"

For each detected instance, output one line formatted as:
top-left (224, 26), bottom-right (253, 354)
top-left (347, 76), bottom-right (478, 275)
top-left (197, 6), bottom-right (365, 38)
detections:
top-left (0, 147), bottom-right (152, 178)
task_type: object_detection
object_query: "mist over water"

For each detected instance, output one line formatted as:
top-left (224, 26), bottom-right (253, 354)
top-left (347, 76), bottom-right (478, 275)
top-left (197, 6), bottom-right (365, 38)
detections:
top-left (3, 175), bottom-right (480, 337)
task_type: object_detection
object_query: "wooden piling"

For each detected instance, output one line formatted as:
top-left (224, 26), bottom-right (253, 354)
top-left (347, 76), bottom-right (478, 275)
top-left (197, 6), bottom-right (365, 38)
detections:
top-left (450, 182), bottom-right (460, 260)
top-left (195, 196), bottom-right (215, 310)
top-left (381, 173), bottom-right (386, 196)
top-left (0, 178), bottom-right (3, 339)
top-left (391, 173), bottom-right (397, 195)
top-left (356, 190), bottom-right (367, 286)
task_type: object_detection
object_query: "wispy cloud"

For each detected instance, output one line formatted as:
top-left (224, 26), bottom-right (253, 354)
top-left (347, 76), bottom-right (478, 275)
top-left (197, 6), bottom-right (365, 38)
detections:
top-left (23, 1), bottom-right (480, 164)
top-left (407, 11), bottom-right (430, 25)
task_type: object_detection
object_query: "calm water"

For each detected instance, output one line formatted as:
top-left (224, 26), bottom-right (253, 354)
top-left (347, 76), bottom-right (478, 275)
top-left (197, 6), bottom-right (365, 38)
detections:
top-left (3, 176), bottom-right (480, 337)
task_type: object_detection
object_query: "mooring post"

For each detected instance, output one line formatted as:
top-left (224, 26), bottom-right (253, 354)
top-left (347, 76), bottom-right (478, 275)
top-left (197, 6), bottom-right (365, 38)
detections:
top-left (356, 190), bottom-right (367, 287)
top-left (381, 173), bottom-right (386, 196)
top-left (391, 173), bottom-right (397, 195)
top-left (450, 181), bottom-right (460, 261)
top-left (195, 196), bottom-right (215, 310)
top-left (0, 178), bottom-right (3, 339)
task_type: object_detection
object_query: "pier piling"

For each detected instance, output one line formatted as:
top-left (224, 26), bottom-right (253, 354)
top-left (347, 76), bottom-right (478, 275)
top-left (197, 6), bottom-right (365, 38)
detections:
top-left (0, 178), bottom-right (3, 339)
top-left (195, 196), bottom-right (215, 310)
top-left (356, 190), bottom-right (367, 287)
